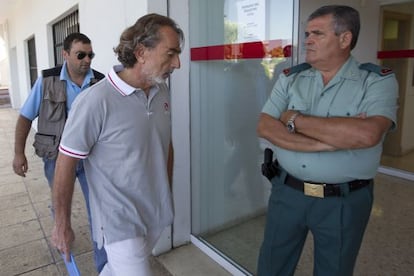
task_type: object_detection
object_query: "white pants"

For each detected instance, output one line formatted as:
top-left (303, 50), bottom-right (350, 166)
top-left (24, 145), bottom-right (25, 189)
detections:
top-left (99, 228), bottom-right (162, 276)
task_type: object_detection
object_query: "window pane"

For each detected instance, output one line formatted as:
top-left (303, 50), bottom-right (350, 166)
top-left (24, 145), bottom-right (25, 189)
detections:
top-left (190, 0), bottom-right (295, 272)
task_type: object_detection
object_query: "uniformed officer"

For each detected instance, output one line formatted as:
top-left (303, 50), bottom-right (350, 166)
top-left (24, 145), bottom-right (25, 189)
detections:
top-left (257, 5), bottom-right (398, 276)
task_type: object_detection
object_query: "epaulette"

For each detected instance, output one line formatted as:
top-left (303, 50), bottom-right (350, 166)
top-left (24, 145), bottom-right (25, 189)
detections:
top-left (42, 66), bottom-right (63, 78)
top-left (359, 63), bottom-right (393, 76)
top-left (283, 63), bottom-right (311, 76)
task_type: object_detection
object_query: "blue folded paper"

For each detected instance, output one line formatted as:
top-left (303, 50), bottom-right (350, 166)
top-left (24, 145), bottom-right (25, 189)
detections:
top-left (61, 253), bottom-right (81, 276)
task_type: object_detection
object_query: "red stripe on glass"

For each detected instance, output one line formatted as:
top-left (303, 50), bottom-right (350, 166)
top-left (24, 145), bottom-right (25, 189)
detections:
top-left (191, 43), bottom-right (414, 61)
top-left (377, 49), bottom-right (414, 59)
top-left (191, 40), bottom-right (287, 61)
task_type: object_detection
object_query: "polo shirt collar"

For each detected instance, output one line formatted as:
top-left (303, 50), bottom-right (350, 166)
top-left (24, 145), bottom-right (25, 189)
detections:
top-left (107, 65), bottom-right (137, 96)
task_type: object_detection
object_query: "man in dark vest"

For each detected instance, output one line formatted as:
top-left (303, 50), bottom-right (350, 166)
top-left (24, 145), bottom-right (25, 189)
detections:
top-left (12, 32), bottom-right (107, 273)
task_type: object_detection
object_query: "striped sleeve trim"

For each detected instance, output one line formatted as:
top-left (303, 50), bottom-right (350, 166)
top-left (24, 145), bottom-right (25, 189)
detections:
top-left (59, 145), bottom-right (89, 159)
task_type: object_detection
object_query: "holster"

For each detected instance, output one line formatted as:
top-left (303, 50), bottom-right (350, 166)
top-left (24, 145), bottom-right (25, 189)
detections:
top-left (261, 148), bottom-right (281, 181)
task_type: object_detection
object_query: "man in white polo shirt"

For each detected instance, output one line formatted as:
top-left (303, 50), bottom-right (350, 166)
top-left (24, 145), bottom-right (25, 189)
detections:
top-left (51, 13), bottom-right (183, 275)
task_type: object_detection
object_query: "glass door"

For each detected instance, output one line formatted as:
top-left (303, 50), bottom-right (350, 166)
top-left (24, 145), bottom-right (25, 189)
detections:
top-left (189, 0), bottom-right (296, 273)
top-left (379, 1), bottom-right (414, 175)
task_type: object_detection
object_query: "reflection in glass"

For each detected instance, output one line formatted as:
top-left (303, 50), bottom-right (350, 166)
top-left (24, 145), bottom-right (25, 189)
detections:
top-left (190, 0), bottom-right (294, 273)
top-left (380, 3), bottom-right (414, 174)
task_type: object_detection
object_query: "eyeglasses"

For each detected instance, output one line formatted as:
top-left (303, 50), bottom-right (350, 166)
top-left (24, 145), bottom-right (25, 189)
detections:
top-left (76, 52), bottom-right (95, 60)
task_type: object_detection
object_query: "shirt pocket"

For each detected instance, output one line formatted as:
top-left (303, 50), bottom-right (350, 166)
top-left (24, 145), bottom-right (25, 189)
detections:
top-left (328, 91), bottom-right (360, 117)
top-left (287, 94), bottom-right (310, 114)
top-left (33, 133), bottom-right (58, 159)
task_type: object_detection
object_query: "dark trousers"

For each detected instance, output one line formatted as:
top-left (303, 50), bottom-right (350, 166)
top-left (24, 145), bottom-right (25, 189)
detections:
top-left (257, 175), bottom-right (373, 276)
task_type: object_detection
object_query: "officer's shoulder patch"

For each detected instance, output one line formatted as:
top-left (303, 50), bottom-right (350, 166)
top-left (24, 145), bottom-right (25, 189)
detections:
top-left (283, 63), bottom-right (311, 76)
top-left (359, 63), bottom-right (393, 76)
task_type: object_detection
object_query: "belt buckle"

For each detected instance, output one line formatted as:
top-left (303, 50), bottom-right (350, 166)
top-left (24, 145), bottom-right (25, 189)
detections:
top-left (304, 182), bottom-right (324, 198)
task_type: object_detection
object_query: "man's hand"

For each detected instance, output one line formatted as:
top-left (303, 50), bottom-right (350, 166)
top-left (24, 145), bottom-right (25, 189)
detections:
top-left (12, 153), bottom-right (28, 177)
top-left (257, 113), bottom-right (336, 152)
top-left (51, 224), bottom-right (75, 262)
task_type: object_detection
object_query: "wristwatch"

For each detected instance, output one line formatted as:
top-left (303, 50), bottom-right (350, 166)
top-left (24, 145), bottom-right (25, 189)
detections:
top-left (286, 112), bottom-right (300, 133)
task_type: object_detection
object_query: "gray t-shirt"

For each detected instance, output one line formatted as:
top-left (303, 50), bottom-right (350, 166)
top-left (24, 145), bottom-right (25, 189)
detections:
top-left (59, 65), bottom-right (173, 248)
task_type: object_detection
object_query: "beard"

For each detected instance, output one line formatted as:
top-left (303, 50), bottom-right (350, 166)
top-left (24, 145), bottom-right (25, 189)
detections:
top-left (153, 76), bottom-right (166, 84)
top-left (150, 71), bottom-right (172, 85)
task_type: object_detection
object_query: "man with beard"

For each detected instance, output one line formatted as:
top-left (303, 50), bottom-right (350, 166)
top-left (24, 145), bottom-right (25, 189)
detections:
top-left (51, 14), bottom-right (183, 275)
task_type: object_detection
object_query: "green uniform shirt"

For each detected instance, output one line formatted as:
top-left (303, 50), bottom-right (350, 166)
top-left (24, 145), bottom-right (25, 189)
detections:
top-left (262, 56), bottom-right (398, 183)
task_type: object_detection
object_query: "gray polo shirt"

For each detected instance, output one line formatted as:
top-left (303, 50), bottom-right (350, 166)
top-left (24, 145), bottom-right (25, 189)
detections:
top-left (59, 65), bottom-right (173, 248)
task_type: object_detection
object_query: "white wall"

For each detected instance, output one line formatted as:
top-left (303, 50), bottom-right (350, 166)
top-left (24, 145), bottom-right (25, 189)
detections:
top-left (4, 0), bottom-right (170, 108)
top-left (0, 23), bottom-right (9, 87)
top-left (168, 0), bottom-right (192, 247)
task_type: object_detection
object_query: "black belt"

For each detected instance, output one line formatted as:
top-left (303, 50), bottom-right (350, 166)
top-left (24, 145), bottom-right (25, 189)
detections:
top-left (284, 174), bottom-right (372, 198)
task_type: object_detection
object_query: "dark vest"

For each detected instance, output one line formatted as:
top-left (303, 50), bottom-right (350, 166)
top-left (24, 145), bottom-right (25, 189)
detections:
top-left (33, 66), bottom-right (104, 159)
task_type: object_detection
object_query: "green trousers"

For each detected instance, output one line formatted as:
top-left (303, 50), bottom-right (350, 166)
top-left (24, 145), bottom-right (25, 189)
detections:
top-left (257, 173), bottom-right (374, 276)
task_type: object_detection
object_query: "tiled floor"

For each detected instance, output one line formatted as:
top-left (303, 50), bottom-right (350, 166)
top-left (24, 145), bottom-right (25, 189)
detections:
top-left (0, 108), bottom-right (229, 276)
